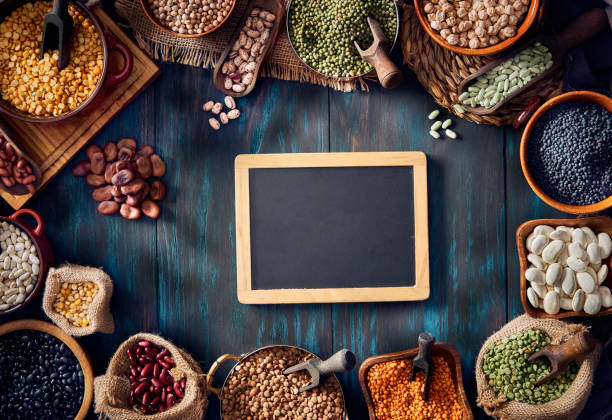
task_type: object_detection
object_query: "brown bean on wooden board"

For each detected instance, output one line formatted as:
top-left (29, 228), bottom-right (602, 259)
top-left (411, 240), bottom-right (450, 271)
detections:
top-left (118, 147), bottom-right (134, 161)
top-left (86, 144), bottom-right (103, 160)
top-left (150, 154), bottom-right (166, 177)
top-left (22, 174), bottom-right (36, 184)
top-left (135, 156), bottom-right (152, 179)
top-left (120, 203), bottom-right (141, 220)
top-left (71, 161), bottom-right (91, 177)
top-left (90, 152), bottom-right (106, 175)
top-left (104, 142), bottom-right (118, 162)
top-left (1, 176), bottom-right (14, 188)
top-left (97, 201), bottom-right (120, 215)
top-left (135, 145), bottom-right (154, 158)
top-left (117, 138), bottom-right (138, 150)
top-left (111, 169), bottom-right (135, 186)
top-left (92, 185), bottom-right (113, 202)
top-left (149, 180), bottom-right (167, 201)
top-left (0, 167), bottom-right (9, 177)
top-left (121, 179), bottom-right (145, 195)
top-left (141, 200), bottom-right (161, 219)
top-left (86, 174), bottom-right (106, 187)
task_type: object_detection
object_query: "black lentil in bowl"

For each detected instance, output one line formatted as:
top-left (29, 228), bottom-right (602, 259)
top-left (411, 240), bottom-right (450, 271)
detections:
top-left (526, 101), bottom-right (612, 206)
top-left (0, 330), bottom-right (84, 419)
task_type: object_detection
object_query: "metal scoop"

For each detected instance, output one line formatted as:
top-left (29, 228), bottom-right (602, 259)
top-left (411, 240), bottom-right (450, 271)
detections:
top-left (283, 349), bottom-right (356, 393)
top-left (410, 332), bottom-right (435, 401)
top-left (527, 330), bottom-right (596, 386)
top-left (40, 0), bottom-right (73, 70)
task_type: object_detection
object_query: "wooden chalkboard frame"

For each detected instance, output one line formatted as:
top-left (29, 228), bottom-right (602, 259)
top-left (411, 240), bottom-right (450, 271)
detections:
top-left (235, 152), bottom-right (429, 304)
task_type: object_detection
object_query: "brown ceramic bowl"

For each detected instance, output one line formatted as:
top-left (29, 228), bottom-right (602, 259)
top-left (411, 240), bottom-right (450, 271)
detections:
top-left (0, 0), bottom-right (133, 123)
top-left (0, 209), bottom-right (54, 316)
top-left (520, 91), bottom-right (612, 215)
top-left (140, 0), bottom-right (237, 38)
top-left (413, 0), bottom-right (540, 56)
top-left (0, 319), bottom-right (94, 419)
top-left (359, 343), bottom-right (473, 420)
top-left (517, 216), bottom-right (612, 319)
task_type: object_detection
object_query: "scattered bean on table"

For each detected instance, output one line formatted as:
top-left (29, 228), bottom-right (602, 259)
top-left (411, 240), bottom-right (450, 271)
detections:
top-left (483, 329), bottom-right (577, 404)
top-left (0, 221), bottom-right (39, 312)
top-left (53, 282), bottom-right (99, 327)
top-left (526, 101), bottom-right (612, 206)
top-left (0, 2), bottom-right (103, 117)
top-left (366, 356), bottom-right (463, 420)
top-left (204, 96), bottom-right (241, 130)
top-left (0, 329), bottom-right (84, 419)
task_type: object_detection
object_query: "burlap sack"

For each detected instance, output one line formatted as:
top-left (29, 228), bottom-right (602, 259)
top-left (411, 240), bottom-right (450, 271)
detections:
top-left (42, 264), bottom-right (114, 336)
top-left (476, 315), bottom-right (602, 420)
top-left (94, 333), bottom-right (208, 420)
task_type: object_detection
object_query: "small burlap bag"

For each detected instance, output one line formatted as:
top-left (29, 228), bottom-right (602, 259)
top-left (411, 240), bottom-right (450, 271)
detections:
top-left (42, 264), bottom-right (114, 336)
top-left (94, 333), bottom-right (208, 420)
top-left (476, 315), bottom-right (602, 420)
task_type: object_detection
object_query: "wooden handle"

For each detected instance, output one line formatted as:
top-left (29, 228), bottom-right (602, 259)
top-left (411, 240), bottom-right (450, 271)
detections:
top-left (557, 8), bottom-right (608, 54)
top-left (513, 96), bottom-right (543, 130)
top-left (316, 349), bottom-right (356, 376)
top-left (205, 353), bottom-right (242, 397)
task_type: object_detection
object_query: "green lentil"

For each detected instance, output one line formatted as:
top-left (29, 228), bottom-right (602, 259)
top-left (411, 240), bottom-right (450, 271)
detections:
top-left (288, 0), bottom-right (397, 78)
top-left (483, 329), bottom-right (578, 405)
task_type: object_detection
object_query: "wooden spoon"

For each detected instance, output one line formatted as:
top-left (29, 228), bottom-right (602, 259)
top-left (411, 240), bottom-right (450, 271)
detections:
top-left (457, 8), bottom-right (609, 116)
top-left (0, 118), bottom-right (42, 196)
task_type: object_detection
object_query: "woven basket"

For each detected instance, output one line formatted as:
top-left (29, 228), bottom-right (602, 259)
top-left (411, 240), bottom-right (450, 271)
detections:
top-left (401, 3), bottom-right (563, 126)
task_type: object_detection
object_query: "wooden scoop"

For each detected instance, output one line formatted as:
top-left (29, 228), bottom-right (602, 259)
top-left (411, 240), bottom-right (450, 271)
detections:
top-left (40, 0), bottom-right (73, 70)
top-left (527, 331), bottom-right (596, 386)
top-left (355, 16), bottom-right (402, 89)
top-left (283, 349), bottom-right (356, 393)
top-left (457, 8), bottom-right (609, 115)
top-left (410, 332), bottom-right (435, 401)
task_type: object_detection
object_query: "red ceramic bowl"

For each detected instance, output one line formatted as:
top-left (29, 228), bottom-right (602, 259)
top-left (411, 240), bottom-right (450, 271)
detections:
top-left (0, 209), bottom-right (54, 315)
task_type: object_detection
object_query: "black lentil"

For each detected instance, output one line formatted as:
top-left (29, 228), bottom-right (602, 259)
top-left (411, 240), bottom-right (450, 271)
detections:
top-left (527, 101), bottom-right (612, 206)
top-left (0, 330), bottom-right (84, 420)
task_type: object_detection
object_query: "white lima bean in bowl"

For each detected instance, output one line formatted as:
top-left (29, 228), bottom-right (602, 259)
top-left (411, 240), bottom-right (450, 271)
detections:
top-left (522, 224), bottom-right (611, 316)
top-left (0, 221), bottom-right (41, 313)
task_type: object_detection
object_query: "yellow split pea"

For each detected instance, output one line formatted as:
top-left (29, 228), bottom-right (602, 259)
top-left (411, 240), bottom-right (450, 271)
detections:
top-left (0, 2), bottom-right (103, 117)
top-left (53, 281), bottom-right (99, 327)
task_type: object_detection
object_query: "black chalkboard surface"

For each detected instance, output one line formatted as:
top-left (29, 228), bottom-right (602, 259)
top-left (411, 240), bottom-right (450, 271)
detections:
top-left (235, 152), bottom-right (429, 304)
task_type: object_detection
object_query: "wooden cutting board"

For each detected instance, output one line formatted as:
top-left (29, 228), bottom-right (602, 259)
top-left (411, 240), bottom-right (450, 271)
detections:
top-left (0, 8), bottom-right (161, 210)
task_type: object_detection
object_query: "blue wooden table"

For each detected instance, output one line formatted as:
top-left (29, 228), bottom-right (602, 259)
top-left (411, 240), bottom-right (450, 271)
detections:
top-left (1, 17), bottom-right (611, 419)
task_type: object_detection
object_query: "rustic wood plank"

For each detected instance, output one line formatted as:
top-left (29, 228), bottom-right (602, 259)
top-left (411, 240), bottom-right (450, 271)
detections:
top-left (328, 75), bottom-right (508, 418)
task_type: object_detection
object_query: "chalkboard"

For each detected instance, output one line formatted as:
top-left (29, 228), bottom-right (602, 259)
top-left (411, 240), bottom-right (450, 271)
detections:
top-left (235, 152), bottom-right (429, 304)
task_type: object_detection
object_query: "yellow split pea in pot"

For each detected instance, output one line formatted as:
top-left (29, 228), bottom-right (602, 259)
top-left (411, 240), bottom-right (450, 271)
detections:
top-left (0, 1), bottom-right (103, 117)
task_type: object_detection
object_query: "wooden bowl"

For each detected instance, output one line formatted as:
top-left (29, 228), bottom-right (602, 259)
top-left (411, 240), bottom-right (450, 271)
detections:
top-left (0, 319), bottom-right (94, 419)
top-left (0, 117), bottom-right (42, 196)
top-left (358, 343), bottom-right (473, 420)
top-left (213, 0), bottom-right (285, 97)
top-left (517, 216), bottom-right (612, 319)
top-left (413, 0), bottom-right (540, 56)
top-left (520, 91), bottom-right (612, 214)
top-left (140, 0), bottom-right (237, 38)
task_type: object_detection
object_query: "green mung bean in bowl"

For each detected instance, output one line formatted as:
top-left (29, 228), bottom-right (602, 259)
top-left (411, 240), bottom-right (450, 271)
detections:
top-left (287, 0), bottom-right (398, 79)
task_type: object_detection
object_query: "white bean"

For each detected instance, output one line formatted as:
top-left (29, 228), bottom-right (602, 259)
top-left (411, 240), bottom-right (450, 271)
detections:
top-left (598, 233), bottom-right (611, 259)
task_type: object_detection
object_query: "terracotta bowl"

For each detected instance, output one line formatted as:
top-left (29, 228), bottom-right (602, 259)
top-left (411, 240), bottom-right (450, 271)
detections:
top-left (517, 216), bottom-right (612, 319)
top-left (358, 343), bottom-right (473, 420)
top-left (520, 91), bottom-right (612, 214)
top-left (413, 0), bottom-right (540, 56)
top-left (140, 0), bottom-right (237, 38)
top-left (0, 319), bottom-right (93, 419)
top-left (0, 209), bottom-right (54, 316)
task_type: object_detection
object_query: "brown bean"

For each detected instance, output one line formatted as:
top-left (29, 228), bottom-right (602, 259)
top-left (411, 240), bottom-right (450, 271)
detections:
top-left (16, 158), bottom-right (26, 169)
top-left (111, 169), bottom-right (135, 186)
top-left (118, 147), bottom-right (134, 161)
top-left (104, 163), bottom-right (115, 184)
top-left (141, 200), bottom-right (161, 219)
top-left (120, 204), bottom-right (141, 220)
top-left (114, 195), bottom-right (126, 203)
top-left (90, 152), bottom-right (106, 175)
top-left (25, 165), bottom-right (32, 174)
top-left (97, 201), bottom-right (120, 215)
top-left (141, 363), bottom-right (155, 377)
top-left (26, 184), bottom-right (36, 194)
top-left (149, 180), bottom-right (167, 201)
top-left (121, 179), bottom-right (145, 195)
top-left (92, 185), bottom-right (113, 201)
top-left (86, 174), bottom-right (106, 187)
top-left (22, 174), bottom-right (36, 184)
top-left (126, 191), bottom-right (146, 207)
top-left (1, 176), bottom-right (14, 188)
top-left (135, 145), bottom-right (154, 158)
top-left (135, 156), bottom-right (152, 179)
top-left (0, 167), bottom-right (9, 177)
top-left (71, 161), bottom-right (91, 177)
top-left (117, 138), bottom-right (138, 150)
top-left (104, 142), bottom-right (118, 162)
top-left (111, 185), bottom-right (122, 197)
top-left (86, 144), bottom-right (103, 160)
top-left (150, 154), bottom-right (166, 177)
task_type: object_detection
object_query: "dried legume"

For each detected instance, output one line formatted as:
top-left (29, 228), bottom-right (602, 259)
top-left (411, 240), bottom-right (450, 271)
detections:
top-left (366, 356), bottom-right (463, 420)
top-left (53, 282), bottom-right (99, 327)
top-left (148, 0), bottom-right (235, 35)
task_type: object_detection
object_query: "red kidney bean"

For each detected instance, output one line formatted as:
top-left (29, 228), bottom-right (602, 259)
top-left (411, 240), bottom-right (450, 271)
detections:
top-left (151, 396), bottom-right (161, 405)
top-left (173, 382), bottom-right (184, 398)
top-left (134, 382), bottom-right (148, 396)
top-left (166, 394), bottom-right (177, 409)
top-left (151, 378), bottom-right (162, 387)
top-left (159, 359), bottom-right (171, 370)
top-left (166, 386), bottom-right (173, 392)
top-left (180, 378), bottom-right (186, 390)
top-left (142, 392), bottom-right (151, 405)
top-left (157, 349), bottom-right (170, 360)
top-left (159, 403), bottom-right (166, 413)
top-left (146, 347), bottom-right (159, 357)
top-left (129, 391), bottom-right (134, 406)
top-left (153, 363), bottom-right (161, 379)
top-left (141, 362), bottom-right (154, 377)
